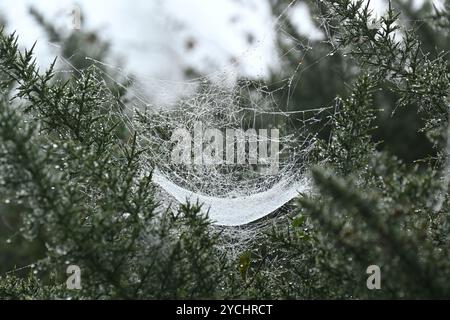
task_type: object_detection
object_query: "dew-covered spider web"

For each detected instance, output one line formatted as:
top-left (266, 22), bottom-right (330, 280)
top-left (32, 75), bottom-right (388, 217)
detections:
top-left (77, 58), bottom-right (336, 227)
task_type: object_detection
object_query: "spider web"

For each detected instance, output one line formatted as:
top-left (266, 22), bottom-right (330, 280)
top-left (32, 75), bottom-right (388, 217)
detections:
top-left (82, 57), bottom-right (331, 224)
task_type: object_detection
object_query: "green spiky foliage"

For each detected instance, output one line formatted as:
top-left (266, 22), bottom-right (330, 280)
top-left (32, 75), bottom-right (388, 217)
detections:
top-left (0, 28), bottom-right (230, 299)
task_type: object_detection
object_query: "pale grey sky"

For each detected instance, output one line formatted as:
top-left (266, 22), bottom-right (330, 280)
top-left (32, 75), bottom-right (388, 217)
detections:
top-left (0, 0), bottom-right (443, 103)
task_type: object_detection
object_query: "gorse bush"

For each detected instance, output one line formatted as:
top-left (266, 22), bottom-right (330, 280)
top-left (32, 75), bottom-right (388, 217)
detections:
top-left (0, 31), bottom-right (227, 299)
top-left (1, 0), bottom-right (450, 299)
